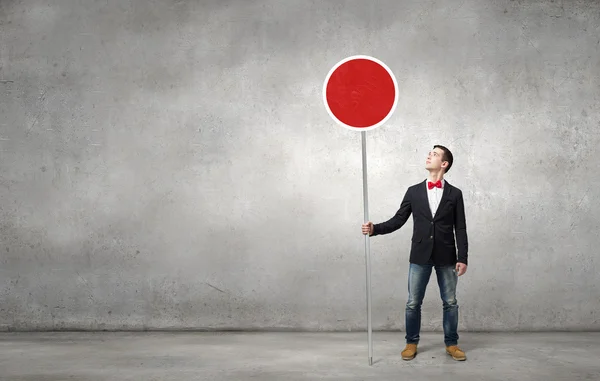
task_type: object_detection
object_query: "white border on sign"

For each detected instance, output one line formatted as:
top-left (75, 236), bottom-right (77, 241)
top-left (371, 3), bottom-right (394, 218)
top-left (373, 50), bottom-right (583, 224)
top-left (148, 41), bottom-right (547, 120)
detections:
top-left (322, 55), bottom-right (399, 132)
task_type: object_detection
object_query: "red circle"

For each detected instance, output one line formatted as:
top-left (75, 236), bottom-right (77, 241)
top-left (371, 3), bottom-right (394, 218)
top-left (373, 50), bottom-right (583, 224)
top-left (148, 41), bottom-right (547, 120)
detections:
top-left (325, 58), bottom-right (396, 128)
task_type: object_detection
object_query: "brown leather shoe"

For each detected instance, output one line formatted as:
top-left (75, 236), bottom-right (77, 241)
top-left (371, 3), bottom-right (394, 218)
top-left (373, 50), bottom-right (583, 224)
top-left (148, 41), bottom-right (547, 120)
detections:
top-left (401, 343), bottom-right (417, 360)
top-left (446, 345), bottom-right (466, 361)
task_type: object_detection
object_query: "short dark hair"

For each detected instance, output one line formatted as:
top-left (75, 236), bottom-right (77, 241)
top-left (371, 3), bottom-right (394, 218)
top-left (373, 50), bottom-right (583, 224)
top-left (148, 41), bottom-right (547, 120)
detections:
top-left (433, 145), bottom-right (453, 173)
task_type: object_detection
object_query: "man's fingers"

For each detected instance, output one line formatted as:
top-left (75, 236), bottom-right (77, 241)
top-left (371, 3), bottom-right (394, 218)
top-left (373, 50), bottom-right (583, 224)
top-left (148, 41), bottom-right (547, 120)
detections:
top-left (361, 224), bottom-right (371, 235)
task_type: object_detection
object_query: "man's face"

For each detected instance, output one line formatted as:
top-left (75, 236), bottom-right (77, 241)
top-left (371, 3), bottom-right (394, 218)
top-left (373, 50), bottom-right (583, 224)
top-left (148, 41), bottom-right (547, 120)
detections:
top-left (425, 148), bottom-right (446, 171)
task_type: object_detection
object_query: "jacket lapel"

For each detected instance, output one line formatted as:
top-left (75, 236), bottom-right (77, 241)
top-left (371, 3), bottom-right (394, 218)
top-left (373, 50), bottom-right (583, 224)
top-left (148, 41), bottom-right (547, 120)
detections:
top-left (420, 180), bottom-right (434, 220)
top-left (434, 181), bottom-right (451, 220)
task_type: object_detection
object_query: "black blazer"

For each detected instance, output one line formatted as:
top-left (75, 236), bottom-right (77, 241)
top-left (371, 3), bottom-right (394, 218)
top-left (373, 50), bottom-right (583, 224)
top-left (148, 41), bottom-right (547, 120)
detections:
top-left (371, 179), bottom-right (468, 266)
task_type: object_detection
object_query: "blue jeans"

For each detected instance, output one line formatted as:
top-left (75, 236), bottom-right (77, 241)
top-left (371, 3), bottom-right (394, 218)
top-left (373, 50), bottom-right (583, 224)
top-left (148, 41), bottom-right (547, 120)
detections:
top-left (405, 263), bottom-right (459, 346)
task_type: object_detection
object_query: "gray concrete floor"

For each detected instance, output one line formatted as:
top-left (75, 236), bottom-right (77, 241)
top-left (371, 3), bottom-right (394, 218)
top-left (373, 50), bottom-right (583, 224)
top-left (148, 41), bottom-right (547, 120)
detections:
top-left (0, 331), bottom-right (599, 380)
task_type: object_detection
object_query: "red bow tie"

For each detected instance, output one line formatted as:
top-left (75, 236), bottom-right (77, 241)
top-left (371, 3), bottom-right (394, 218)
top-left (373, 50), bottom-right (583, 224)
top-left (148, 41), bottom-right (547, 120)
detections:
top-left (428, 180), bottom-right (442, 189)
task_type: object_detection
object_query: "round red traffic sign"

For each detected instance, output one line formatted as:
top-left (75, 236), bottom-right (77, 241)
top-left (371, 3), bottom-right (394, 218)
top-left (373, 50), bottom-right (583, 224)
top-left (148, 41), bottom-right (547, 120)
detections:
top-left (323, 55), bottom-right (398, 131)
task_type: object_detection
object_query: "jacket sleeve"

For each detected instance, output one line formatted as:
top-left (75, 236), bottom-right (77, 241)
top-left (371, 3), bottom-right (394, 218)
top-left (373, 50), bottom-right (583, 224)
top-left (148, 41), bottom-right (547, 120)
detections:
top-left (371, 188), bottom-right (412, 236)
top-left (454, 190), bottom-right (468, 265)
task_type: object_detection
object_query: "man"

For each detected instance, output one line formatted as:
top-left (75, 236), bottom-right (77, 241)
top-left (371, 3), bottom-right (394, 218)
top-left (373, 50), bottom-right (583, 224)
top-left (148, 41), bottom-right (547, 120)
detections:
top-left (362, 145), bottom-right (468, 361)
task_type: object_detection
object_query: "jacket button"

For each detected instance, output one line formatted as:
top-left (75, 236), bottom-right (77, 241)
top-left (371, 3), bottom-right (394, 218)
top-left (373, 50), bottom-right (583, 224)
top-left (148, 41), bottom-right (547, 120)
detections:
top-left (430, 235), bottom-right (433, 239)
top-left (431, 222), bottom-right (433, 225)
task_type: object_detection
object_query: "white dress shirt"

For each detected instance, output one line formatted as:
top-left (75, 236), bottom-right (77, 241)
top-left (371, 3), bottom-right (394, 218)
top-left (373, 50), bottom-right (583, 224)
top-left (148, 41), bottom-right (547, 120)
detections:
top-left (426, 178), bottom-right (445, 217)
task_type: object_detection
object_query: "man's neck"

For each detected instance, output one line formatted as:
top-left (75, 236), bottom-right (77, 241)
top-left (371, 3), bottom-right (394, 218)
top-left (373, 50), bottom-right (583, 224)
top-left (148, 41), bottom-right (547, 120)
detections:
top-left (427, 171), bottom-right (444, 183)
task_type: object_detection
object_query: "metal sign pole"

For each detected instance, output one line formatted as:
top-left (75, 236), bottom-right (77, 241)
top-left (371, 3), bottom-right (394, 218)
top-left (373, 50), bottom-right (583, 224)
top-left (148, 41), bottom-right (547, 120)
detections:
top-left (323, 55), bottom-right (398, 367)
top-left (361, 131), bottom-right (373, 366)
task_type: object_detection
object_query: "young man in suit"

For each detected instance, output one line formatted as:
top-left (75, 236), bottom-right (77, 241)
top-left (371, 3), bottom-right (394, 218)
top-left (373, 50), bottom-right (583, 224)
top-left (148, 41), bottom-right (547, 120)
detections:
top-left (362, 145), bottom-right (468, 361)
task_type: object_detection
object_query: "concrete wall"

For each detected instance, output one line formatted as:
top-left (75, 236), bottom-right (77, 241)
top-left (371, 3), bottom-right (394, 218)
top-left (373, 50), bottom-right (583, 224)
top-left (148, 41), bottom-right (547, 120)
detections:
top-left (1, 0), bottom-right (599, 332)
